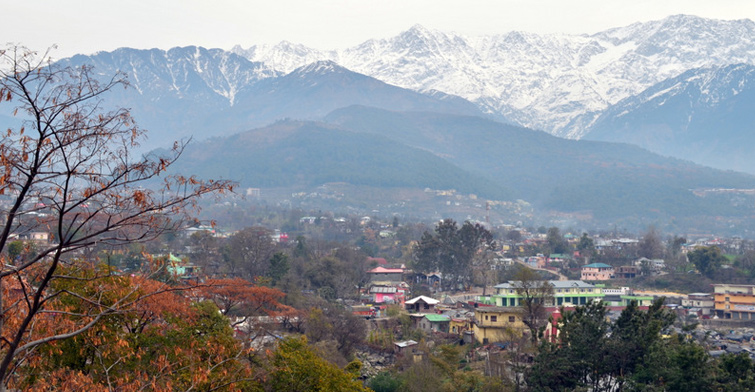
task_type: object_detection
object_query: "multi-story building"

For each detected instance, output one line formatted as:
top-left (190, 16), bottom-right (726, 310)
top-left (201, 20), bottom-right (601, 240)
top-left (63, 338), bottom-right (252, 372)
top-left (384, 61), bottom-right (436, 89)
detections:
top-left (713, 284), bottom-right (755, 319)
top-left (581, 263), bottom-right (615, 281)
top-left (472, 306), bottom-right (526, 344)
top-left (491, 280), bottom-right (604, 307)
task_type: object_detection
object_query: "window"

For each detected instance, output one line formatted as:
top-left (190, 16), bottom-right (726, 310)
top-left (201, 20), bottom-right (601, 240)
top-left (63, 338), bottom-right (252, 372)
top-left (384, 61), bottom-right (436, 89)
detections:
top-left (509, 316), bottom-right (516, 322)
top-left (490, 316), bottom-right (497, 322)
top-left (485, 315), bottom-right (488, 320)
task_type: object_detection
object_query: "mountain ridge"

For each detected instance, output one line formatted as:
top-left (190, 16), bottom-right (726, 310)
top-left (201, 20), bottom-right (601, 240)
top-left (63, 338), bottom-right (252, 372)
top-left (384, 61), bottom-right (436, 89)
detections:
top-left (232, 15), bottom-right (755, 138)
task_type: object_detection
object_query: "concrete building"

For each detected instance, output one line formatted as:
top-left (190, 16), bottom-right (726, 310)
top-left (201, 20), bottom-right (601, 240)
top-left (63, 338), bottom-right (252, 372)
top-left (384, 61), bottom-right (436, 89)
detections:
top-left (581, 263), bottom-right (615, 281)
top-left (713, 284), bottom-right (755, 319)
top-left (492, 280), bottom-right (604, 307)
top-left (472, 306), bottom-right (526, 344)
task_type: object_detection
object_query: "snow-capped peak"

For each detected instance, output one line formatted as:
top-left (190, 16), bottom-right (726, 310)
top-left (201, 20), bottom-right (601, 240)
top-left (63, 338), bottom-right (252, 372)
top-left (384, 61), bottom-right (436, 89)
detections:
top-left (231, 15), bottom-right (755, 138)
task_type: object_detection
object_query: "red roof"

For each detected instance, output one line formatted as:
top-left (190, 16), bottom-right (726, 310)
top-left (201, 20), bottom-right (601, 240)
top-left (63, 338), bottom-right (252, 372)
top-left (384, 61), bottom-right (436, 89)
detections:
top-left (368, 267), bottom-right (404, 274)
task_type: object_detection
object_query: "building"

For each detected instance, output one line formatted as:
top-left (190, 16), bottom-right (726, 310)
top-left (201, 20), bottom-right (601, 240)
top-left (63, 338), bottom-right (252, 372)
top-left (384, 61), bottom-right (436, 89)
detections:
top-left (411, 314), bottom-right (450, 333)
top-left (368, 284), bottom-right (407, 304)
top-left (367, 267), bottom-right (404, 283)
top-left (405, 296), bottom-right (439, 313)
top-left (683, 293), bottom-right (715, 308)
top-left (581, 263), bottom-right (615, 281)
top-left (472, 306), bottom-right (526, 344)
top-left (394, 340), bottom-right (418, 355)
top-left (491, 280), bottom-right (604, 307)
top-left (615, 265), bottom-right (638, 279)
top-left (713, 284), bottom-right (755, 319)
top-left (166, 254), bottom-right (200, 280)
top-left (682, 293), bottom-right (715, 317)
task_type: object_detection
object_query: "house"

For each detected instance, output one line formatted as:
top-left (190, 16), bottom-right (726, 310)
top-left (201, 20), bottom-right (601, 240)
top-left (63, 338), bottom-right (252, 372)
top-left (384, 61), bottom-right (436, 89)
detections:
top-left (524, 254), bottom-right (546, 268)
top-left (615, 265), bottom-right (638, 279)
top-left (713, 284), bottom-right (755, 319)
top-left (367, 267), bottom-right (404, 283)
top-left (450, 318), bottom-right (470, 335)
top-left (18, 231), bottom-right (50, 243)
top-left (423, 314), bottom-right (450, 333)
top-left (394, 340), bottom-right (418, 355)
top-left (634, 258), bottom-right (666, 274)
top-left (547, 253), bottom-right (570, 264)
top-left (682, 293), bottom-right (715, 317)
top-left (368, 285), bottom-right (406, 304)
top-left (166, 254), bottom-right (200, 280)
top-left (473, 306), bottom-right (526, 344)
top-left (412, 314), bottom-right (450, 333)
top-left (405, 296), bottom-right (440, 313)
top-left (581, 263), bottom-right (615, 281)
top-left (419, 272), bottom-right (442, 289)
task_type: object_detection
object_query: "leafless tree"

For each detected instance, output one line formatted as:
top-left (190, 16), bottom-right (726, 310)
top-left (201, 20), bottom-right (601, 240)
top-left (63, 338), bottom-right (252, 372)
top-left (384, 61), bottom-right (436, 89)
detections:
top-left (0, 46), bottom-right (232, 390)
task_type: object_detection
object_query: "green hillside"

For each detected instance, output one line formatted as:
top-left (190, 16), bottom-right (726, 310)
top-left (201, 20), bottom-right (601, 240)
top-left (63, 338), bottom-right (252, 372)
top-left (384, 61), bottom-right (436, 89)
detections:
top-left (325, 106), bottom-right (755, 220)
top-left (168, 121), bottom-right (510, 199)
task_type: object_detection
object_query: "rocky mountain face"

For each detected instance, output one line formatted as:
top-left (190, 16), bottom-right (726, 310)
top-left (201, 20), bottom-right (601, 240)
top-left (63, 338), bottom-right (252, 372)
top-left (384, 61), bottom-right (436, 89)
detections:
top-left (233, 15), bottom-right (755, 138)
top-left (583, 64), bottom-right (755, 173)
top-left (53, 49), bottom-right (487, 149)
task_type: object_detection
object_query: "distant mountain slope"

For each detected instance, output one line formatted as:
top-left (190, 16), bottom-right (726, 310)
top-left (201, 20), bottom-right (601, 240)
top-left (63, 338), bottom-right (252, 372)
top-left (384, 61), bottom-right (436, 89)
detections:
top-left (234, 15), bottom-right (755, 138)
top-left (225, 60), bottom-right (494, 129)
top-left (583, 64), bottom-right (755, 174)
top-left (164, 121), bottom-right (510, 199)
top-left (48, 49), bottom-right (487, 150)
top-left (324, 106), bottom-right (755, 220)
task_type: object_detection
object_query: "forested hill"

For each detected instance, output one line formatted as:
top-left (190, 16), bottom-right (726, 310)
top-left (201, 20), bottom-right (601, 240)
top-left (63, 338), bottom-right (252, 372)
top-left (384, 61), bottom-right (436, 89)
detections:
top-left (161, 120), bottom-right (510, 200)
top-left (161, 106), bottom-right (755, 232)
top-left (325, 106), bottom-right (755, 217)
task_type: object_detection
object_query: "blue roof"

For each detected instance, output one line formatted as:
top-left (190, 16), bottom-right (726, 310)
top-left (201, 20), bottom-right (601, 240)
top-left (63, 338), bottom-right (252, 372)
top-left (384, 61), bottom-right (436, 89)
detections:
top-left (583, 263), bottom-right (614, 269)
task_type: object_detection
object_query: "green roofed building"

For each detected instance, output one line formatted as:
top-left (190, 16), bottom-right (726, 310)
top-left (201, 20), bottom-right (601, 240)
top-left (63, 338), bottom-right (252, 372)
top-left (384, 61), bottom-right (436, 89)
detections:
top-left (488, 280), bottom-right (604, 307)
top-left (416, 314), bottom-right (450, 333)
top-left (581, 263), bottom-right (615, 280)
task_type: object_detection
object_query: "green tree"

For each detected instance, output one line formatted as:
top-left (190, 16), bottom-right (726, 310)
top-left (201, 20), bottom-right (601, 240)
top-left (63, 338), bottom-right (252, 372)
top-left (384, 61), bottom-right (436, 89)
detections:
top-left (268, 252), bottom-right (289, 286)
top-left (688, 246), bottom-right (726, 278)
top-left (633, 337), bottom-right (712, 391)
top-left (412, 219), bottom-right (495, 291)
top-left (368, 371), bottom-right (403, 392)
top-left (576, 233), bottom-right (594, 256)
top-left (546, 227), bottom-right (568, 254)
top-left (714, 353), bottom-right (755, 392)
top-left (266, 336), bottom-right (369, 392)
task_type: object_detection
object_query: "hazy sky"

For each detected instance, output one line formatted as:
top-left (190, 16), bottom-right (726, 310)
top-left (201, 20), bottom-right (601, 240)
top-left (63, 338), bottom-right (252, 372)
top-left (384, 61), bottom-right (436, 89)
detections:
top-left (4, 0), bottom-right (754, 59)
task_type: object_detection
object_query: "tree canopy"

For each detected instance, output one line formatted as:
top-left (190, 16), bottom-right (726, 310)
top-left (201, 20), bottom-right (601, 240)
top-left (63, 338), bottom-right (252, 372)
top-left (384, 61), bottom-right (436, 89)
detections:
top-left (412, 219), bottom-right (495, 291)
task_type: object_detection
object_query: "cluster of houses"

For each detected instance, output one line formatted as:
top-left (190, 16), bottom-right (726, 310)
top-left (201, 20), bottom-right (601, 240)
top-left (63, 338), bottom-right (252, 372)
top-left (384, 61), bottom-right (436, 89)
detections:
top-left (373, 278), bottom-right (755, 352)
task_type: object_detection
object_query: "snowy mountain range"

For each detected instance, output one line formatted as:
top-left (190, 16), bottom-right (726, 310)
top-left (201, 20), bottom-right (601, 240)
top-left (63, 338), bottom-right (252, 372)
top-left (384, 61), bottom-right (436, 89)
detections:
top-left (233, 15), bottom-right (755, 138)
top-left (33, 14), bottom-right (755, 175)
top-left (57, 49), bottom-right (487, 148)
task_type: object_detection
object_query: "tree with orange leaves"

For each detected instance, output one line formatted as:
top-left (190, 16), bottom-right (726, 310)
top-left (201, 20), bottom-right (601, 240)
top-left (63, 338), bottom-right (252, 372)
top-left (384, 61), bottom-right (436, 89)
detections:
top-left (196, 278), bottom-right (293, 319)
top-left (0, 45), bottom-right (233, 391)
top-left (9, 265), bottom-right (259, 391)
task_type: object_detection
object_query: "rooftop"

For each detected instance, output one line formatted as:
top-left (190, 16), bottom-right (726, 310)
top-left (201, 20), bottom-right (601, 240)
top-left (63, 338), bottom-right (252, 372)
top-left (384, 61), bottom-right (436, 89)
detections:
top-left (368, 267), bottom-right (404, 274)
top-left (405, 295), bottom-right (440, 305)
top-left (495, 280), bottom-right (597, 289)
top-left (583, 263), bottom-right (614, 269)
top-left (424, 314), bottom-right (451, 322)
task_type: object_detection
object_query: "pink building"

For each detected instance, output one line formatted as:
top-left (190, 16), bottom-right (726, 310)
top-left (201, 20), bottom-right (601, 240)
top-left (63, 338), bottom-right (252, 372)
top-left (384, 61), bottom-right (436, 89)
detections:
top-left (581, 263), bottom-right (615, 281)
